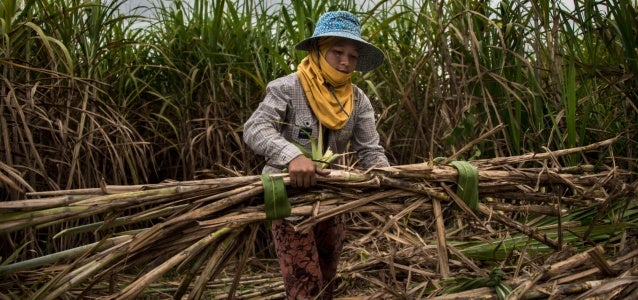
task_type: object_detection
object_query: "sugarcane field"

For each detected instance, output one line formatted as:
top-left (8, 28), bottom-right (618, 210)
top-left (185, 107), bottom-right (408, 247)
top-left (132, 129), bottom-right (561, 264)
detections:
top-left (1, 0), bottom-right (637, 299)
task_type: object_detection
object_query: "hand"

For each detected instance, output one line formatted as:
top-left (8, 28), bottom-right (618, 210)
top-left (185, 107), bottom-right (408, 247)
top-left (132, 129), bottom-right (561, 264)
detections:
top-left (287, 155), bottom-right (331, 188)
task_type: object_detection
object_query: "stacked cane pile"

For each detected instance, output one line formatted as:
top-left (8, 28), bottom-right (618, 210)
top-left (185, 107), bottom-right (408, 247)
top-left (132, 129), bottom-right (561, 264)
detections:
top-left (0, 138), bottom-right (636, 299)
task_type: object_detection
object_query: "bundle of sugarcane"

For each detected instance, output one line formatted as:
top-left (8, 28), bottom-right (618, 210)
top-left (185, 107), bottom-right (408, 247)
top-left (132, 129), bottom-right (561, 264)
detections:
top-left (0, 138), bottom-right (636, 299)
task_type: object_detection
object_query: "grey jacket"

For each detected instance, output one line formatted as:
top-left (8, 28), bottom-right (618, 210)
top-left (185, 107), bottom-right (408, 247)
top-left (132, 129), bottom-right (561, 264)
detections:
top-left (243, 73), bottom-right (389, 173)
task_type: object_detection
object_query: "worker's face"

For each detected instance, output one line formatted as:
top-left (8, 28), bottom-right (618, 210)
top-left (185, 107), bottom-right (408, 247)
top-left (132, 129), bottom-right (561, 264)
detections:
top-left (324, 38), bottom-right (360, 74)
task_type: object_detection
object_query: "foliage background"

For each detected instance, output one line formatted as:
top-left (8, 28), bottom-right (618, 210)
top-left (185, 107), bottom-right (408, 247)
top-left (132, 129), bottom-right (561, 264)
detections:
top-left (1, 0), bottom-right (636, 199)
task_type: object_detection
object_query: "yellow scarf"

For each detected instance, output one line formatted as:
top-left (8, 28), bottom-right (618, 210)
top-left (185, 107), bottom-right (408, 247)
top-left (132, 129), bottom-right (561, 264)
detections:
top-left (296, 37), bottom-right (353, 130)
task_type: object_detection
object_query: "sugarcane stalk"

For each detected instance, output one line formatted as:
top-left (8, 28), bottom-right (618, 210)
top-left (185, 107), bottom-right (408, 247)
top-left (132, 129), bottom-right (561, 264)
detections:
top-left (0, 194), bottom-right (91, 212)
top-left (556, 248), bottom-right (638, 285)
top-left (0, 139), bottom-right (634, 299)
top-left (553, 279), bottom-right (604, 295)
top-left (486, 202), bottom-right (564, 216)
top-left (39, 242), bottom-right (130, 300)
top-left (293, 190), bottom-right (409, 232)
top-left (472, 137), bottom-right (617, 165)
top-left (441, 183), bottom-right (484, 225)
top-left (0, 205), bottom-right (89, 233)
top-left (321, 169), bottom-right (374, 183)
top-left (478, 203), bottom-right (560, 250)
top-left (489, 191), bottom-right (592, 206)
top-left (25, 175), bottom-right (263, 198)
top-left (379, 176), bottom-right (448, 200)
top-left (189, 228), bottom-right (242, 300)
top-left (433, 197), bottom-right (450, 278)
top-left (587, 245), bottom-right (617, 276)
top-left (439, 124), bottom-right (505, 165)
top-left (52, 204), bottom-right (189, 239)
top-left (430, 286), bottom-right (499, 299)
top-left (376, 198), bottom-right (428, 236)
top-left (34, 194), bottom-right (187, 231)
top-left (0, 186), bottom-right (208, 233)
top-left (110, 226), bottom-right (235, 300)
top-left (173, 244), bottom-right (216, 299)
top-left (72, 185), bottom-right (202, 206)
top-left (448, 244), bottom-right (489, 276)
top-left (0, 235), bottom-right (132, 275)
top-left (379, 164), bottom-right (601, 190)
top-left (198, 199), bottom-right (433, 230)
top-left (211, 282), bottom-right (285, 300)
top-left (128, 183), bottom-right (263, 253)
top-left (543, 246), bottom-right (602, 280)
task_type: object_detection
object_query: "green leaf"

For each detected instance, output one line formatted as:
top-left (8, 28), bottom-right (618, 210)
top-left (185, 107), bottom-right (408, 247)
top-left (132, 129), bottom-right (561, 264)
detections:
top-left (450, 161), bottom-right (479, 211)
top-left (441, 268), bottom-right (509, 297)
top-left (1, 241), bottom-right (31, 267)
top-left (260, 174), bottom-right (290, 220)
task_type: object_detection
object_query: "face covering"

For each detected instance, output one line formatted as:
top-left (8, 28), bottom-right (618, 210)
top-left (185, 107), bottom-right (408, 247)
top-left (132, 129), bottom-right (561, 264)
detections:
top-left (296, 37), bottom-right (354, 130)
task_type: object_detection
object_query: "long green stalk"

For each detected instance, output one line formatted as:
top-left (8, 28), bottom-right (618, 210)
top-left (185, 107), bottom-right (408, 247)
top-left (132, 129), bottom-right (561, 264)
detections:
top-left (0, 235), bottom-right (131, 274)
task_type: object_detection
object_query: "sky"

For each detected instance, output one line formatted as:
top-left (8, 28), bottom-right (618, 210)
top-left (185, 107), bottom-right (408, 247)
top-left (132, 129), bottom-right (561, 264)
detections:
top-left (119, 0), bottom-right (579, 14)
top-left (119, 0), bottom-right (404, 16)
top-left (117, 0), bottom-right (380, 27)
top-left (118, 0), bottom-right (578, 21)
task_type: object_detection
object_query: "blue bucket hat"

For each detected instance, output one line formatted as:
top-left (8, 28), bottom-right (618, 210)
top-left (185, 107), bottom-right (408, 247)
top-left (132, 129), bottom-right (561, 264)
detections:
top-left (295, 11), bottom-right (385, 72)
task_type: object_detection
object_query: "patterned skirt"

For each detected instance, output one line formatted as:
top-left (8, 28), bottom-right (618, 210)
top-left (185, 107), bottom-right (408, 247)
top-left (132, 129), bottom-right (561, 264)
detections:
top-left (271, 214), bottom-right (346, 300)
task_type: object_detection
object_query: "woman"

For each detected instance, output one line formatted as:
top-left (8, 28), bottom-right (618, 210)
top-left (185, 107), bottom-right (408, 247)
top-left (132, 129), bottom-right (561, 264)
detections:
top-left (243, 11), bottom-right (389, 299)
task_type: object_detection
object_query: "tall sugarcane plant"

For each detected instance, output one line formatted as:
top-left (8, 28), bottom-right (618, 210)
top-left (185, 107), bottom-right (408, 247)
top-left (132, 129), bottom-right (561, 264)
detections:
top-left (1, 0), bottom-right (635, 195)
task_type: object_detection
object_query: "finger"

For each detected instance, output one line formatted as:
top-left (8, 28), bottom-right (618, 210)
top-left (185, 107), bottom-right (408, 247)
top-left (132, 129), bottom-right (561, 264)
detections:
top-left (302, 173), bottom-right (312, 188)
top-left (316, 166), bottom-right (331, 176)
top-left (299, 174), bottom-right (308, 188)
top-left (309, 172), bottom-right (317, 186)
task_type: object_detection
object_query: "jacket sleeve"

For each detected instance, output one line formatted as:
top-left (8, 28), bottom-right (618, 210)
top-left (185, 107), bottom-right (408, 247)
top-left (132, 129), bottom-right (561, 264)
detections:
top-left (243, 78), bottom-right (304, 170)
top-left (351, 88), bottom-right (390, 169)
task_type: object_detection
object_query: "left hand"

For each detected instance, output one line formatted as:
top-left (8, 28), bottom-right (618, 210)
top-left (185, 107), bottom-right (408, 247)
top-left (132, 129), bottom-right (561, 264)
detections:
top-left (287, 155), bottom-right (331, 188)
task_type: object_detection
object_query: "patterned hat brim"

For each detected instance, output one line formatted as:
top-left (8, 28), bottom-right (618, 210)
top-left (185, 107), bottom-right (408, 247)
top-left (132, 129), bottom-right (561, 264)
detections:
top-left (295, 32), bottom-right (385, 72)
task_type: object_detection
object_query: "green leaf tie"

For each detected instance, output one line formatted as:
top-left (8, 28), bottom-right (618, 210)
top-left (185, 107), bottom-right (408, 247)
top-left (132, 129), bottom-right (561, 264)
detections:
top-left (449, 160), bottom-right (479, 211)
top-left (260, 174), bottom-right (291, 220)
